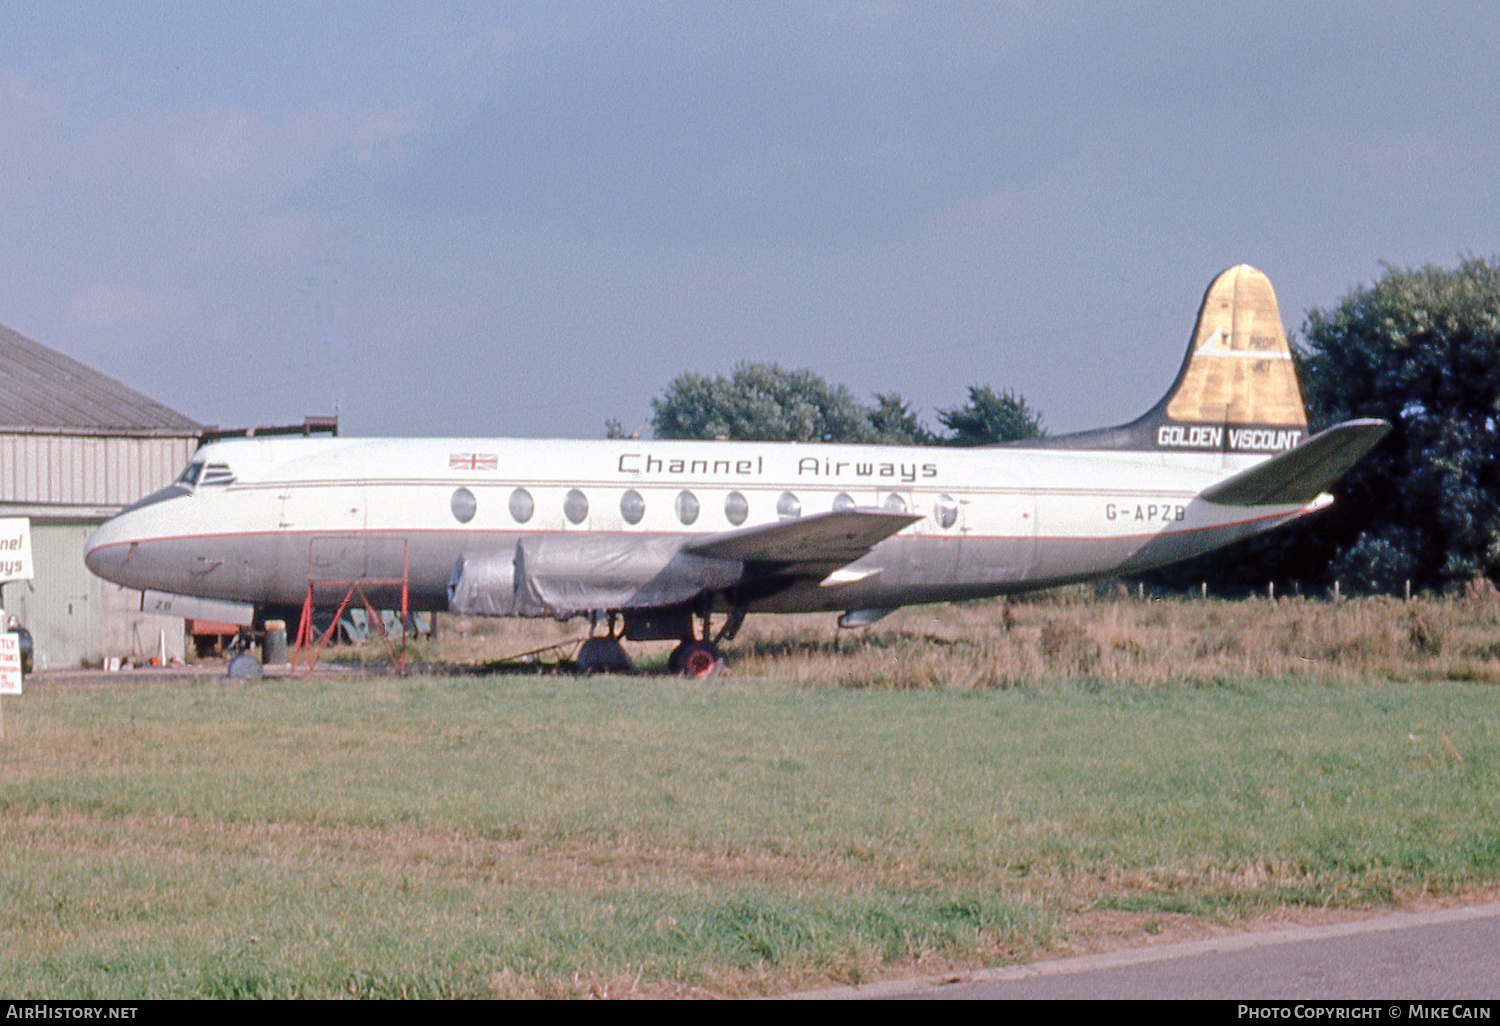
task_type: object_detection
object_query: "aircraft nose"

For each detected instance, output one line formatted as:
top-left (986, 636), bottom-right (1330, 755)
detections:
top-left (85, 484), bottom-right (196, 588)
top-left (86, 484), bottom-right (193, 577)
top-left (84, 516), bottom-right (131, 582)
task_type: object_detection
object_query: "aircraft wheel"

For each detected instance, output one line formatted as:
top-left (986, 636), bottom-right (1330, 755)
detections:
top-left (671, 640), bottom-right (723, 678)
top-left (576, 636), bottom-right (634, 674)
top-left (227, 654), bottom-right (262, 680)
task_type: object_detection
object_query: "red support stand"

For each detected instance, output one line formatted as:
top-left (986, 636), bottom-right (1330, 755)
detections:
top-left (292, 540), bottom-right (410, 677)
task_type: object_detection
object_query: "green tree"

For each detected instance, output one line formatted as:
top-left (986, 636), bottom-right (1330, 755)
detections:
top-left (1299, 256), bottom-right (1500, 592)
top-left (644, 361), bottom-right (1044, 448)
top-left (935, 385), bottom-right (1045, 445)
top-left (868, 391), bottom-right (936, 445)
top-left (650, 363), bottom-right (880, 442)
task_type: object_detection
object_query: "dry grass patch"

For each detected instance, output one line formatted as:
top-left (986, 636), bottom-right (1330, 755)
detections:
top-left (347, 591), bottom-right (1500, 689)
top-left (394, 591), bottom-right (1500, 687)
top-left (720, 591), bottom-right (1500, 687)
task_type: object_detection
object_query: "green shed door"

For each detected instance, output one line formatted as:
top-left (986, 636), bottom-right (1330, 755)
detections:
top-left (1, 522), bottom-right (102, 671)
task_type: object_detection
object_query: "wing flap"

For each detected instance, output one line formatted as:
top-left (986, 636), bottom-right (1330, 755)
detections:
top-left (1200, 418), bottom-right (1390, 506)
top-left (684, 508), bottom-right (919, 566)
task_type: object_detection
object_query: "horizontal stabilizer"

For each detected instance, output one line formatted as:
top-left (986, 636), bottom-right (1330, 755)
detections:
top-left (685, 508), bottom-right (919, 566)
top-left (1200, 419), bottom-right (1390, 506)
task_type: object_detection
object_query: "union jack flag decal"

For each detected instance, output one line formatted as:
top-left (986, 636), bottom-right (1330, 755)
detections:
top-left (449, 452), bottom-right (498, 471)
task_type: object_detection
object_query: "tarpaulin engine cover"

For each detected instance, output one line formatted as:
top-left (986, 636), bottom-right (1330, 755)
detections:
top-left (447, 535), bottom-right (742, 617)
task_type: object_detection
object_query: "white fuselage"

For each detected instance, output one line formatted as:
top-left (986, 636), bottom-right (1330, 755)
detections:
top-left (83, 435), bottom-right (1318, 617)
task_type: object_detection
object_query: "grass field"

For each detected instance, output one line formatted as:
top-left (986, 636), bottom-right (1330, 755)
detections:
top-left (5, 595), bottom-right (1500, 997)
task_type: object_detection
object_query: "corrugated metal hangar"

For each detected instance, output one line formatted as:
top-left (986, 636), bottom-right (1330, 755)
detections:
top-left (0, 323), bottom-right (201, 670)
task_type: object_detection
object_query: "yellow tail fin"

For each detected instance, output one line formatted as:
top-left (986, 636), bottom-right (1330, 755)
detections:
top-left (1165, 264), bottom-right (1307, 429)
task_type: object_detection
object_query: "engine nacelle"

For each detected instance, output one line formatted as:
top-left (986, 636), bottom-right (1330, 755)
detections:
top-left (447, 535), bottom-right (741, 618)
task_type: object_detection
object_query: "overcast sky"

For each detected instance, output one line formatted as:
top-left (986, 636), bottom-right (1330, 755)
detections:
top-left (2, 2), bottom-right (1496, 437)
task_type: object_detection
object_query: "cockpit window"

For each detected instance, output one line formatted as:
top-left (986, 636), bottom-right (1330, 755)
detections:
top-left (174, 460), bottom-right (235, 489)
top-left (199, 463), bottom-right (236, 486)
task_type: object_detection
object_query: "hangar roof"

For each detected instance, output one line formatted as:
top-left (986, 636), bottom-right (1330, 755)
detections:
top-left (0, 324), bottom-right (200, 436)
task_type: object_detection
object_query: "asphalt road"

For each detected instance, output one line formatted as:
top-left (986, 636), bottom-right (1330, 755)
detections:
top-left (795, 903), bottom-right (1500, 1000)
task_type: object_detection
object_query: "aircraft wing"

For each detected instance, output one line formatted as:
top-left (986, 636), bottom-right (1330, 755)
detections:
top-left (684, 508), bottom-right (920, 569)
top-left (1200, 418), bottom-right (1390, 506)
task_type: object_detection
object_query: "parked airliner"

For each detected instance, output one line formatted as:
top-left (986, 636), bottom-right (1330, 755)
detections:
top-left (85, 266), bottom-right (1388, 674)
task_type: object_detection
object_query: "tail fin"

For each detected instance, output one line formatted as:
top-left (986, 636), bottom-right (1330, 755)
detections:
top-left (1164, 264), bottom-right (1307, 432)
top-left (1023, 264), bottom-right (1311, 454)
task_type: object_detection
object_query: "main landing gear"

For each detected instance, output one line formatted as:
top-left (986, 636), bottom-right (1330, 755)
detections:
top-left (665, 604), bottom-right (746, 678)
top-left (579, 604), bottom-right (746, 677)
top-left (667, 639), bottom-right (723, 678)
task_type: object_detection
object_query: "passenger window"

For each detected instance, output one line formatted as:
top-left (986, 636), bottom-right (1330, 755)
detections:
top-left (777, 491), bottom-right (801, 520)
top-left (564, 488), bottom-right (589, 524)
top-left (883, 493), bottom-right (907, 513)
top-left (934, 494), bottom-right (959, 529)
top-left (620, 489), bottom-right (645, 525)
top-left (451, 487), bottom-right (477, 524)
top-left (509, 488), bottom-right (534, 524)
top-left (832, 492), bottom-right (856, 512)
top-left (676, 490), bottom-right (700, 526)
top-left (725, 491), bottom-right (749, 526)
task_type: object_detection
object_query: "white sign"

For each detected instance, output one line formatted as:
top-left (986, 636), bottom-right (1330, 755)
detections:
top-left (0, 633), bottom-right (21, 695)
top-left (0, 518), bottom-right (32, 583)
